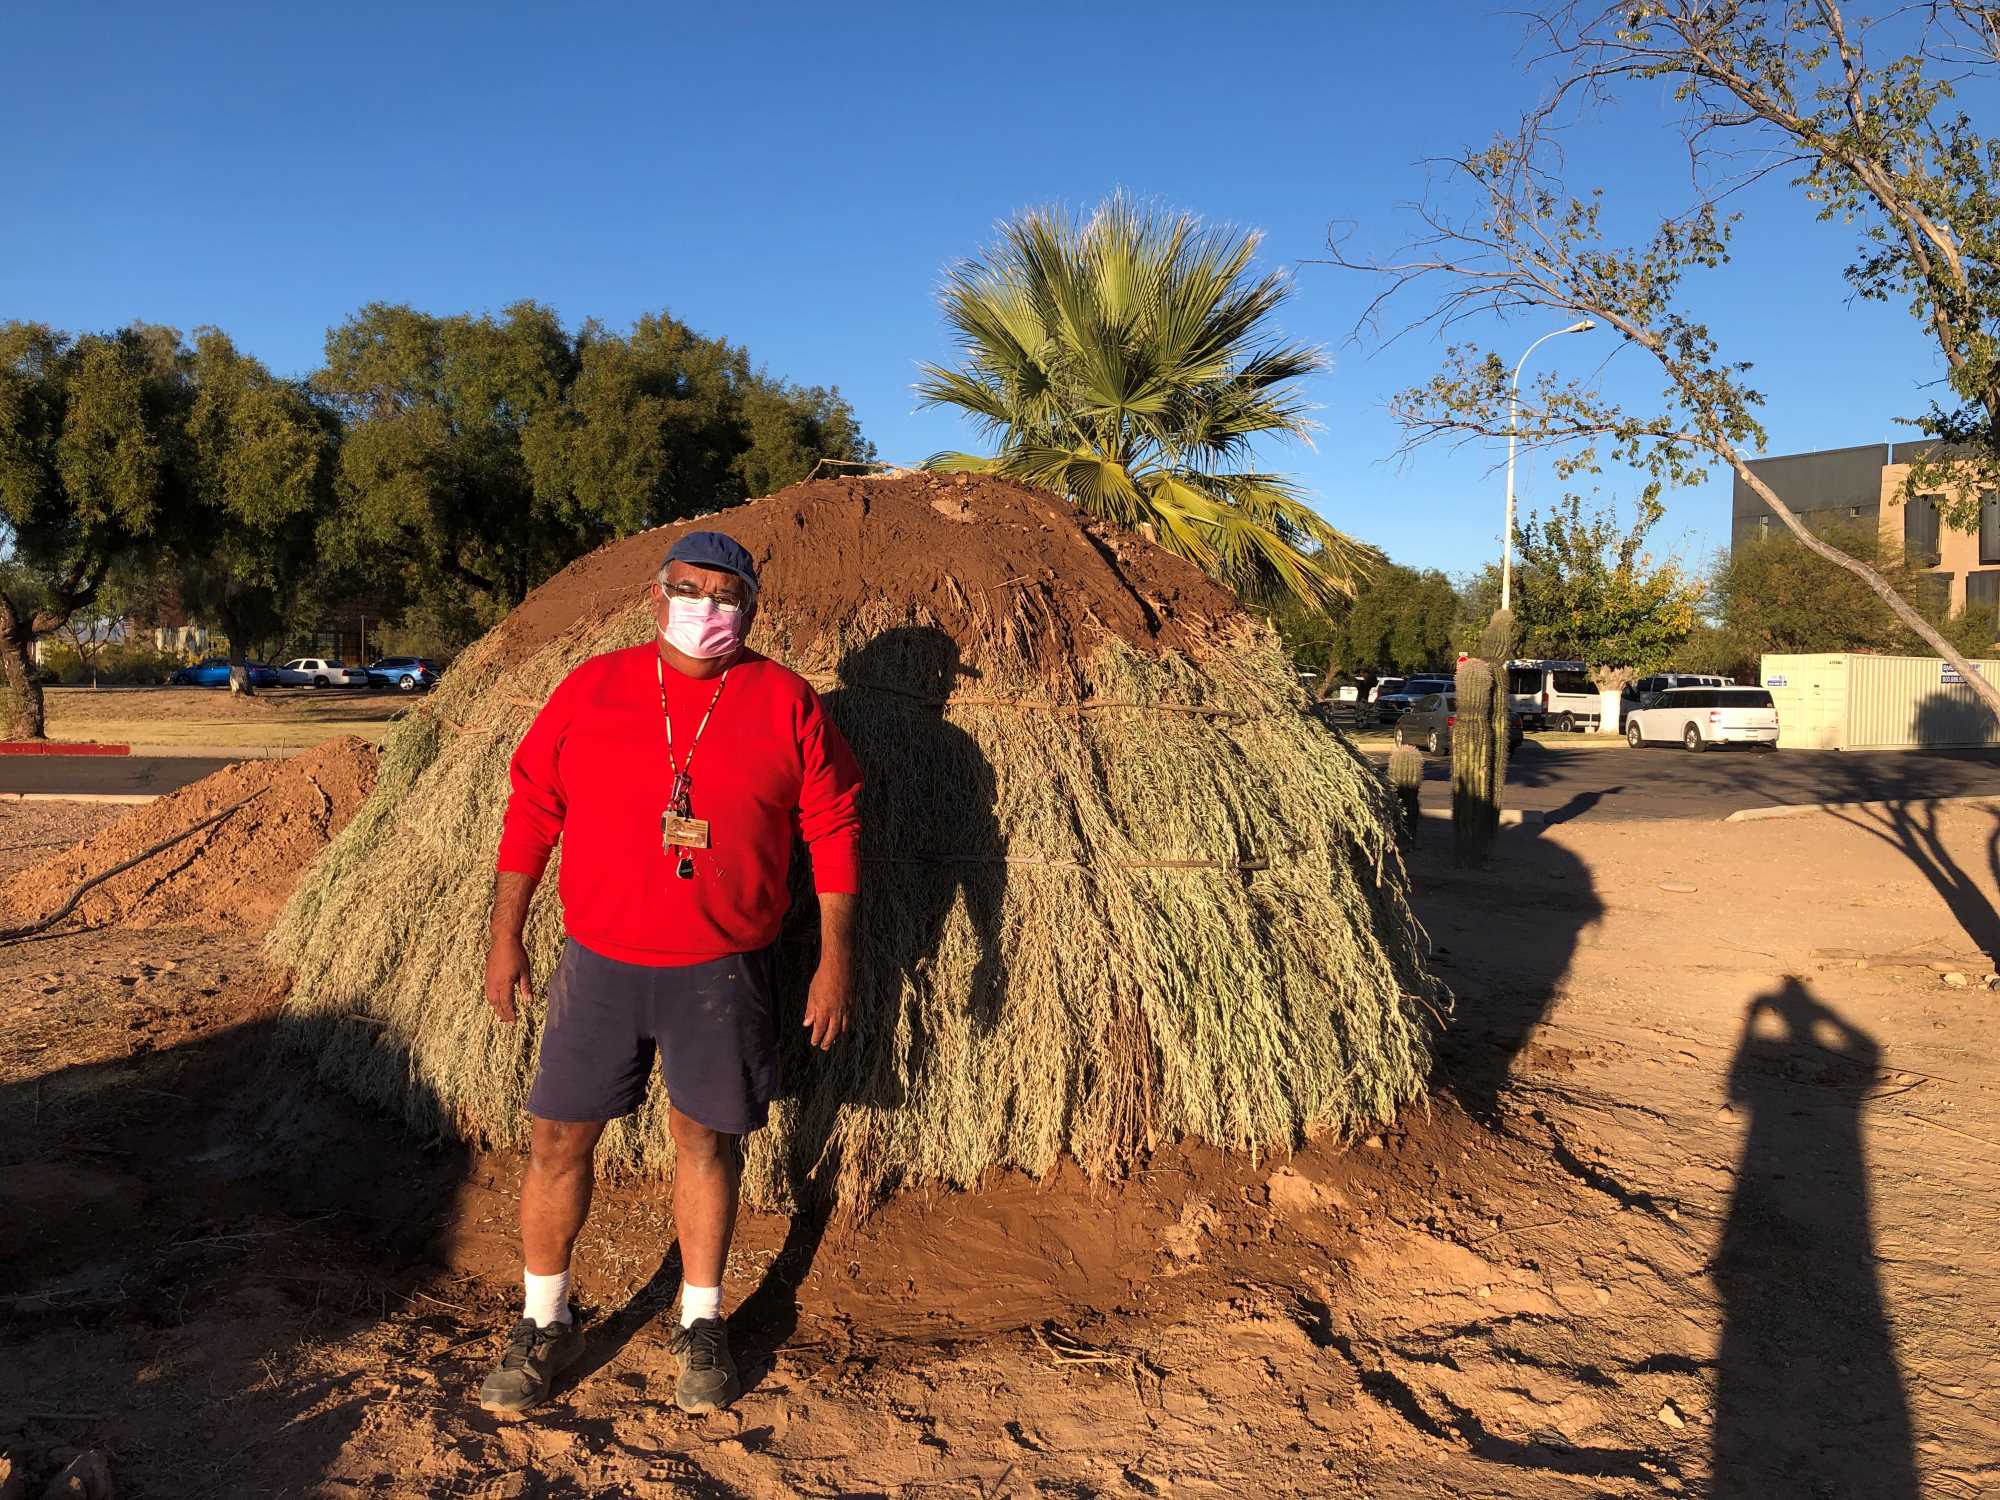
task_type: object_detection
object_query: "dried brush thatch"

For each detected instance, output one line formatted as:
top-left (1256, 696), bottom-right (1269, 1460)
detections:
top-left (272, 473), bottom-right (1439, 1210)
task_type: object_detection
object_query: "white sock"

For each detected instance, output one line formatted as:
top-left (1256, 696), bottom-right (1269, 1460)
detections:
top-left (523, 1268), bottom-right (572, 1327)
top-left (680, 1283), bottom-right (722, 1327)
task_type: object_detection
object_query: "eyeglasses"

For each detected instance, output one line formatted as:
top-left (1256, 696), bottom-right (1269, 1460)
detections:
top-left (659, 580), bottom-right (748, 615)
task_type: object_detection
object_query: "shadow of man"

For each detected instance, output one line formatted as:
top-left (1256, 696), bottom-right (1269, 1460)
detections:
top-left (0, 1004), bottom-right (475, 1495)
top-left (731, 624), bottom-right (1005, 1379)
top-left (1713, 977), bottom-right (1917, 1500)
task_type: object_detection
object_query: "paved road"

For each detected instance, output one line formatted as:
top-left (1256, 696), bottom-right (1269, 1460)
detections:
top-left (1380, 742), bottom-right (2000, 821)
top-left (5, 741), bottom-right (2000, 822)
top-left (0, 755), bottom-right (236, 797)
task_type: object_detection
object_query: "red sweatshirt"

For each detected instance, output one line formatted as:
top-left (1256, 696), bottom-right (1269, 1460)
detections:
top-left (496, 643), bottom-right (863, 966)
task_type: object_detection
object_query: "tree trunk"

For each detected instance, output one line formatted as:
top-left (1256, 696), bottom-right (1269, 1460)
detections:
top-left (221, 607), bottom-right (256, 698)
top-left (1316, 656), bottom-right (1343, 700)
top-left (0, 604), bottom-right (47, 740)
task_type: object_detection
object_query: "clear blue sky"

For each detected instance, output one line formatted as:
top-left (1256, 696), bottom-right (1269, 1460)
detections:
top-left (0, 2), bottom-right (1947, 580)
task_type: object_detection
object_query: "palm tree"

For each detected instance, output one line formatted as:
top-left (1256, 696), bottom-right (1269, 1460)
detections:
top-left (916, 198), bottom-right (1377, 608)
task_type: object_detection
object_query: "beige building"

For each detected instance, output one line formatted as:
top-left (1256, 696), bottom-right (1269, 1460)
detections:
top-left (1731, 441), bottom-right (1994, 623)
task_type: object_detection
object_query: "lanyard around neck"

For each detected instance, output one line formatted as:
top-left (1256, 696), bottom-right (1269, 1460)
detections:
top-left (656, 653), bottom-right (730, 783)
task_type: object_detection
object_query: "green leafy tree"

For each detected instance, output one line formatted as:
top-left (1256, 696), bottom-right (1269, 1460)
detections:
top-left (917, 197), bottom-right (1377, 609)
top-left (175, 329), bottom-right (338, 673)
top-left (0, 323), bottom-right (192, 737)
top-left (1327, 0), bottom-right (2000, 718)
top-left (1453, 562), bottom-right (1504, 653)
top-left (1336, 564), bottom-right (1463, 673)
top-left (316, 303), bottom-right (870, 624)
top-left (1709, 522), bottom-right (1994, 659)
top-left (1510, 494), bottom-right (1704, 677)
top-left (1245, 583), bottom-right (1346, 687)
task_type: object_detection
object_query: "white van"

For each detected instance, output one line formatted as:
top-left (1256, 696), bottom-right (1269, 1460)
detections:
top-left (1506, 659), bottom-right (1601, 731)
top-left (1624, 685), bottom-right (1779, 751)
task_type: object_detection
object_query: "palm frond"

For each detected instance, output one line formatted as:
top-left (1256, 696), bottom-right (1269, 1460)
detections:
top-left (923, 451), bottom-right (1001, 474)
top-left (916, 195), bottom-right (1361, 611)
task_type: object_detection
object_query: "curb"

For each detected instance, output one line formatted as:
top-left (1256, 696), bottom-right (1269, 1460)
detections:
top-left (1419, 807), bottom-right (1544, 826)
top-left (1357, 736), bottom-right (1628, 754)
top-left (0, 741), bottom-right (131, 757)
top-left (1725, 793), bottom-right (2000, 823)
top-left (0, 791), bottom-right (159, 805)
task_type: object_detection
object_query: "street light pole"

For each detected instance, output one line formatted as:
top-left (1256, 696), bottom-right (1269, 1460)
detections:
top-left (1502, 319), bottom-right (1595, 613)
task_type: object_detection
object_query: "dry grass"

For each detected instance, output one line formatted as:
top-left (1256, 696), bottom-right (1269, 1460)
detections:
top-left (272, 599), bottom-right (1440, 1211)
top-left (46, 687), bottom-right (404, 749)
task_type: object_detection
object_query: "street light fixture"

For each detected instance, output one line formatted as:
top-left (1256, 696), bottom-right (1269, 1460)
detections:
top-left (1502, 319), bottom-right (1596, 613)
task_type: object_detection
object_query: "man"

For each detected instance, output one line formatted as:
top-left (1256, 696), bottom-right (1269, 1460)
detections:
top-left (476, 531), bottom-right (862, 1418)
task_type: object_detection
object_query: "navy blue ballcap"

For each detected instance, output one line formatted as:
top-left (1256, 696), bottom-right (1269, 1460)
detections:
top-left (661, 531), bottom-right (759, 596)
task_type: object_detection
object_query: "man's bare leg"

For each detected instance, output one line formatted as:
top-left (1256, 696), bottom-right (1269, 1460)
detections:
top-left (667, 1106), bottom-right (743, 1412)
top-left (669, 1106), bottom-right (739, 1290)
top-left (477, 1116), bottom-right (601, 1414)
top-left (523, 1116), bottom-right (606, 1280)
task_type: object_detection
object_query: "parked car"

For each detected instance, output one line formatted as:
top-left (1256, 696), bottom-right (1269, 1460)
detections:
top-left (1617, 673), bottom-right (1734, 728)
top-left (1376, 674), bottom-right (1453, 725)
top-left (1624, 685), bottom-right (1779, 752)
top-left (365, 656), bottom-right (443, 692)
top-left (277, 657), bottom-right (368, 689)
top-left (168, 659), bottom-right (281, 688)
top-left (1365, 675), bottom-right (1405, 716)
top-left (1507, 659), bottom-right (1602, 731)
top-left (1393, 692), bottom-right (1526, 755)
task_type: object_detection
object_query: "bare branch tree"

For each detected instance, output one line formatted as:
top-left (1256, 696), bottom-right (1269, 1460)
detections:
top-left (1525, 1), bottom-right (2000, 501)
top-left (1321, 0), bottom-right (2000, 716)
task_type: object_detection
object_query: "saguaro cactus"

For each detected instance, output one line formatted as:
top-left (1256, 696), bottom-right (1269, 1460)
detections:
top-left (1452, 657), bottom-right (1503, 865)
top-left (1388, 744), bottom-right (1424, 837)
top-left (1479, 608), bottom-right (1517, 803)
top-left (1478, 607), bottom-right (1517, 665)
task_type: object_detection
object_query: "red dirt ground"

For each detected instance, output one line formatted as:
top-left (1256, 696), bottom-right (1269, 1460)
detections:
top-left (489, 472), bottom-right (1242, 671)
top-left (4, 793), bottom-right (1997, 1496)
top-left (0, 737), bottom-right (376, 934)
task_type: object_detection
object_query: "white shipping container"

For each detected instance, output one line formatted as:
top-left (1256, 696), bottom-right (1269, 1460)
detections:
top-left (1760, 653), bottom-right (2000, 750)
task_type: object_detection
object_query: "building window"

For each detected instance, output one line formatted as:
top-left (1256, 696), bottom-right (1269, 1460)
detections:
top-left (1968, 572), bottom-right (2000, 639)
top-left (1982, 492), bottom-right (2000, 565)
top-left (1906, 494), bottom-right (1942, 565)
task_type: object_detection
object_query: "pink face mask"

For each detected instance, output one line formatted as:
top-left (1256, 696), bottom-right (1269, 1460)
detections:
top-left (662, 596), bottom-right (747, 659)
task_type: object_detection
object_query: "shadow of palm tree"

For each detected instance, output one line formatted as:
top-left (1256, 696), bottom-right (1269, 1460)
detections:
top-left (1713, 977), bottom-right (1917, 1498)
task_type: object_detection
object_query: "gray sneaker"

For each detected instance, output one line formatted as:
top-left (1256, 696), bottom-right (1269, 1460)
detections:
top-left (477, 1317), bottom-right (585, 1415)
top-left (667, 1316), bottom-right (740, 1413)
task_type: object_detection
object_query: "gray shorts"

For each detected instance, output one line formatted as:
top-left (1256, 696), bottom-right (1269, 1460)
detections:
top-left (526, 938), bottom-right (780, 1135)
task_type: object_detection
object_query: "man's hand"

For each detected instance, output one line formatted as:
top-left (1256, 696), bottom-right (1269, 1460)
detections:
top-left (485, 870), bottom-right (540, 1023)
top-left (803, 953), bottom-right (853, 1050)
top-left (804, 891), bottom-right (858, 1051)
top-left (484, 935), bottom-right (534, 1023)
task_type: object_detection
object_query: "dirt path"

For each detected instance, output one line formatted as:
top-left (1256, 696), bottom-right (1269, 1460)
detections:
top-left (2, 806), bottom-right (1996, 1497)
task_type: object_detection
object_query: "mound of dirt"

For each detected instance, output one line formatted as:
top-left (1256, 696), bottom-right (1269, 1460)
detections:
top-left (0, 737), bottom-right (378, 935)
top-left (490, 470), bottom-right (1242, 669)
